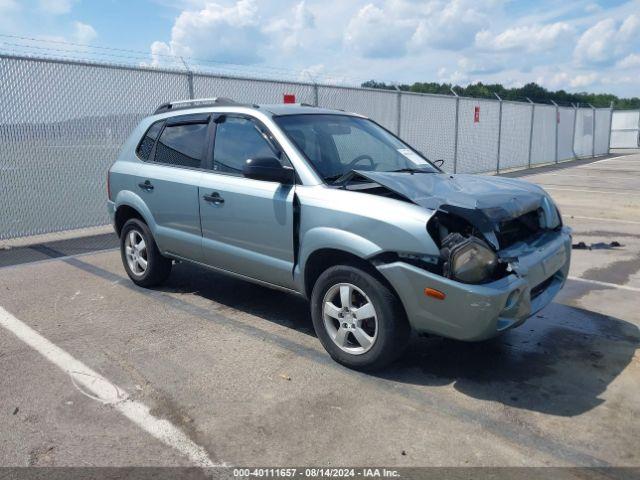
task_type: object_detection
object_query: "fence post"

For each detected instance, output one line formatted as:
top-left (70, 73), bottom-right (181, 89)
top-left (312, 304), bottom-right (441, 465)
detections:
top-left (450, 87), bottom-right (460, 173)
top-left (606, 101), bottom-right (614, 154)
top-left (550, 100), bottom-right (559, 163)
top-left (526, 97), bottom-right (535, 169)
top-left (572, 103), bottom-right (579, 158)
top-left (394, 85), bottom-right (402, 137)
top-left (494, 92), bottom-right (502, 174)
top-left (589, 103), bottom-right (596, 157)
top-left (313, 83), bottom-right (319, 107)
top-left (180, 56), bottom-right (194, 100)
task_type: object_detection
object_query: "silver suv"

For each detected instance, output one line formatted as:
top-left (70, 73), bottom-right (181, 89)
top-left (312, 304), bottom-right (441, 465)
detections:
top-left (107, 98), bottom-right (571, 370)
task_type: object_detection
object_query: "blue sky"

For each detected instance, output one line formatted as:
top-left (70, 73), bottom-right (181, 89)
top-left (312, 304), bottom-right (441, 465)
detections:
top-left (1, 0), bottom-right (639, 96)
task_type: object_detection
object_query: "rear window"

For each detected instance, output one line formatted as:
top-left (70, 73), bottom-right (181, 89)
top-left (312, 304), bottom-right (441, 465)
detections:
top-left (154, 123), bottom-right (209, 169)
top-left (136, 120), bottom-right (163, 160)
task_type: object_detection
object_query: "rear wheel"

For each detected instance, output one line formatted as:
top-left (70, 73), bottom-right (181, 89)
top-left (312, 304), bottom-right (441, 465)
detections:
top-left (310, 265), bottom-right (410, 371)
top-left (120, 218), bottom-right (172, 287)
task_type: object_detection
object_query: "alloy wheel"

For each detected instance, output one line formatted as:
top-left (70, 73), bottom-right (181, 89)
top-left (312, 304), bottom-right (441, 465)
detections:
top-left (322, 283), bottom-right (378, 355)
top-left (124, 229), bottom-right (148, 276)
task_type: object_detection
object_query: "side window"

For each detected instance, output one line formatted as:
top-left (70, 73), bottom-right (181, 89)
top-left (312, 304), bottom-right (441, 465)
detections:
top-left (213, 116), bottom-right (283, 175)
top-left (136, 121), bottom-right (163, 160)
top-left (154, 122), bottom-right (209, 169)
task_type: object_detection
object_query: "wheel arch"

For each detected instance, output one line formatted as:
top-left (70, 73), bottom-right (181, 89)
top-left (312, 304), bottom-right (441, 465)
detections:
top-left (302, 247), bottom-right (401, 304)
top-left (113, 191), bottom-right (157, 237)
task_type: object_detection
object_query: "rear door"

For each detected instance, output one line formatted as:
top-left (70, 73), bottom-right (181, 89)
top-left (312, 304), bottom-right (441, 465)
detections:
top-left (198, 114), bottom-right (296, 289)
top-left (134, 113), bottom-right (212, 262)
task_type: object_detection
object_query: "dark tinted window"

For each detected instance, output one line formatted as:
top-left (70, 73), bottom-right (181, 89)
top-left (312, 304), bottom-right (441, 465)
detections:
top-left (136, 121), bottom-right (163, 160)
top-left (154, 123), bottom-right (208, 168)
top-left (213, 116), bottom-right (279, 175)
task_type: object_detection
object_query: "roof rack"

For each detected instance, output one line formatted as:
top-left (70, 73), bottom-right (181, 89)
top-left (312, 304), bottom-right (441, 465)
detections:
top-left (154, 97), bottom-right (251, 114)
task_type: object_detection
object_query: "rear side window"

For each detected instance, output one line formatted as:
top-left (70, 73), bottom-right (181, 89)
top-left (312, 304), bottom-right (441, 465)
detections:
top-left (154, 123), bottom-right (209, 169)
top-left (213, 116), bottom-right (280, 175)
top-left (136, 121), bottom-right (163, 160)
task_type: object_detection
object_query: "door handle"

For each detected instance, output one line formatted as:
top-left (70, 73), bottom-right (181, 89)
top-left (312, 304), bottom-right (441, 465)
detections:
top-left (203, 192), bottom-right (224, 204)
top-left (138, 180), bottom-right (154, 191)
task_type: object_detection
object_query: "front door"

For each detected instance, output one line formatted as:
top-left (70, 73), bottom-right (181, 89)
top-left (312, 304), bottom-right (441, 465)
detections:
top-left (199, 114), bottom-right (296, 289)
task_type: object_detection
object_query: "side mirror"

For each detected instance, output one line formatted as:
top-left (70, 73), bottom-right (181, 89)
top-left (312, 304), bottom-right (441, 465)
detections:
top-left (434, 159), bottom-right (445, 168)
top-left (243, 157), bottom-right (295, 184)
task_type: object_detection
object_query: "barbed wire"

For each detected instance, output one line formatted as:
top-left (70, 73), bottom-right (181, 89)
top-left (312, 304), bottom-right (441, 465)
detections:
top-left (0, 33), bottom-right (367, 87)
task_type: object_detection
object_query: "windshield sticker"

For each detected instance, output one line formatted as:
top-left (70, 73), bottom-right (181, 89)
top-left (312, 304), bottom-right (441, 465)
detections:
top-left (397, 148), bottom-right (428, 165)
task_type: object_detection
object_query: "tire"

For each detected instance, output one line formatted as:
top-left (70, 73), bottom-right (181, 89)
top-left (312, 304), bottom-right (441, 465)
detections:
top-left (310, 265), bottom-right (410, 371)
top-left (120, 218), bottom-right (172, 287)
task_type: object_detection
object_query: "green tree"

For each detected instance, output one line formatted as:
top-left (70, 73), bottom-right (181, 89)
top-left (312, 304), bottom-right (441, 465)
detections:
top-left (361, 80), bottom-right (640, 109)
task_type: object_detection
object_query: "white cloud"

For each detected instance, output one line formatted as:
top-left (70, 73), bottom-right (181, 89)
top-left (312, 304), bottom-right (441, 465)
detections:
top-left (264, 1), bottom-right (315, 52)
top-left (570, 72), bottom-right (598, 88)
top-left (585, 2), bottom-right (602, 14)
top-left (617, 53), bottom-right (640, 69)
top-left (618, 14), bottom-right (640, 43)
top-left (151, 0), bottom-right (264, 64)
top-left (38, 0), bottom-right (76, 15)
top-left (0, 0), bottom-right (19, 12)
top-left (73, 21), bottom-right (97, 44)
top-left (410, 0), bottom-right (488, 51)
top-left (457, 56), bottom-right (504, 75)
top-left (437, 66), bottom-right (469, 85)
top-left (574, 15), bottom-right (640, 65)
top-left (475, 22), bottom-right (574, 53)
top-left (141, 0), bottom-right (639, 96)
top-left (344, 4), bottom-right (414, 58)
top-left (342, 0), bottom-right (493, 57)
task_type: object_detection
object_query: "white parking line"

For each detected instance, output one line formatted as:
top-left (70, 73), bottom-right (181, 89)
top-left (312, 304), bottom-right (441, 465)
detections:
top-left (567, 277), bottom-right (640, 293)
top-left (543, 187), bottom-right (640, 196)
top-left (568, 215), bottom-right (640, 225)
top-left (0, 306), bottom-right (220, 468)
top-left (533, 173), bottom-right (636, 180)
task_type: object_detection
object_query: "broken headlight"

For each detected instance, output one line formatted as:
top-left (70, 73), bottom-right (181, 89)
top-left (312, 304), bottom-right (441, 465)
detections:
top-left (441, 233), bottom-right (498, 284)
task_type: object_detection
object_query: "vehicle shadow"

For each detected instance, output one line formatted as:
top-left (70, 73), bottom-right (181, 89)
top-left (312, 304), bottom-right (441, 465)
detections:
top-left (163, 262), bottom-right (639, 417)
top-left (163, 261), bottom-right (314, 335)
top-left (376, 302), bottom-right (640, 417)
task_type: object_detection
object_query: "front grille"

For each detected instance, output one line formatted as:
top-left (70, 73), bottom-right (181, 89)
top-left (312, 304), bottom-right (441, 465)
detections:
top-left (497, 209), bottom-right (543, 249)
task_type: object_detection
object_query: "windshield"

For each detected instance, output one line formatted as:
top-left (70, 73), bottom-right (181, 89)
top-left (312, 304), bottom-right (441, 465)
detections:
top-left (274, 114), bottom-right (438, 182)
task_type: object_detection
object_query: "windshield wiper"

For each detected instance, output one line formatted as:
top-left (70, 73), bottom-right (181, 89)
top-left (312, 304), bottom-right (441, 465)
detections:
top-left (324, 170), bottom-right (358, 185)
top-left (389, 167), bottom-right (434, 174)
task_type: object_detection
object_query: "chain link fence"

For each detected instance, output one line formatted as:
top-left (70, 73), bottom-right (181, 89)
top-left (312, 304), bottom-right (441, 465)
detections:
top-left (0, 54), bottom-right (614, 240)
top-left (610, 110), bottom-right (640, 148)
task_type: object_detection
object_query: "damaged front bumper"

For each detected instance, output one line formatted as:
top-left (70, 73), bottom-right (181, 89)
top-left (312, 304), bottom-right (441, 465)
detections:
top-left (376, 227), bottom-right (572, 341)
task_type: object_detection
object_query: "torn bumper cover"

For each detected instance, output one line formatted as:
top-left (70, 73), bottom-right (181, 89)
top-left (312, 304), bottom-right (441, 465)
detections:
top-left (377, 228), bottom-right (571, 341)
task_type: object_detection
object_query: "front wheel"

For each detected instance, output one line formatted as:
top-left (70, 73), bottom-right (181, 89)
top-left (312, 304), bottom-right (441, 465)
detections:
top-left (120, 218), bottom-right (172, 287)
top-left (310, 265), bottom-right (410, 371)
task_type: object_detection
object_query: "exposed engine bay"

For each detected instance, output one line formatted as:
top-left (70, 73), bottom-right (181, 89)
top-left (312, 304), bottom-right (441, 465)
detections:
top-left (341, 170), bottom-right (563, 284)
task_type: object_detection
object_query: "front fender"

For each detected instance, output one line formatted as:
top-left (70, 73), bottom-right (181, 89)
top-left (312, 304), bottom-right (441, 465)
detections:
top-left (297, 226), bottom-right (383, 292)
top-left (300, 227), bottom-right (383, 264)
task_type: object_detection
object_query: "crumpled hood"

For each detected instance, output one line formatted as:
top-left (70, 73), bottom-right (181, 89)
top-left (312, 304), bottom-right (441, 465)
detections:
top-left (354, 171), bottom-right (546, 221)
top-left (352, 170), bottom-right (558, 250)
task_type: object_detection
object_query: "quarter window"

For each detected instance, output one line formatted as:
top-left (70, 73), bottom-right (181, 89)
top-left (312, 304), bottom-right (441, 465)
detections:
top-left (136, 121), bottom-right (163, 160)
top-left (154, 123), bottom-right (209, 168)
top-left (213, 116), bottom-right (281, 175)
